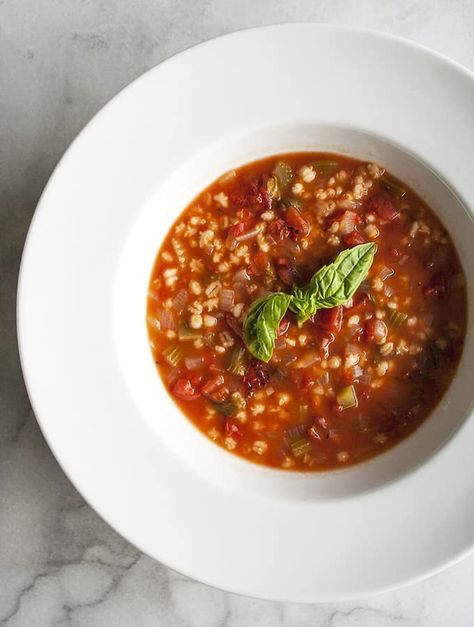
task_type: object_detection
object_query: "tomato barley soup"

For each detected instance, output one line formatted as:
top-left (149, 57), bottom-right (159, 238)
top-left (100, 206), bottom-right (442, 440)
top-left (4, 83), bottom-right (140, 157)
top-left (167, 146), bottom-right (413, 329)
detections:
top-left (147, 153), bottom-right (466, 471)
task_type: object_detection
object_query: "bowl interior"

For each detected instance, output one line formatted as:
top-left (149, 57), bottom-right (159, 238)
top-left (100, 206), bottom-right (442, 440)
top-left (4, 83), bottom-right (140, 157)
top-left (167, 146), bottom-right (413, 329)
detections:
top-left (113, 123), bottom-right (474, 500)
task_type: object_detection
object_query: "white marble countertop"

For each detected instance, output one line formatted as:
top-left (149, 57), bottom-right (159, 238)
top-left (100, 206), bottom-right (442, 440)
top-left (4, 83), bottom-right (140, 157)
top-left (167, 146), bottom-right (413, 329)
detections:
top-left (1, 1), bottom-right (473, 625)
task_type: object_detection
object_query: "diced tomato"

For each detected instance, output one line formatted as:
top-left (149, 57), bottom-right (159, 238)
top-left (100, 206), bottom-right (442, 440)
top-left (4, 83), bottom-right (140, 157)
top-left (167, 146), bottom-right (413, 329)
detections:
top-left (284, 205), bottom-right (310, 237)
top-left (225, 419), bottom-right (243, 438)
top-left (313, 306), bottom-right (343, 332)
top-left (228, 176), bottom-right (269, 211)
top-left (260, 189), bottom-right (272, 212)
top-left (228, 221), bottom-right (246, 238)
top-left (290, 370), bottom-right (315, 391)
top-left (364, 318), bottom-right (388, 344)
top-left (237, 208), bottom-right (252, 222)
top-left (300, 374), bottom-right (315, 391)
top-left (228, 176), bottom-right (259, 207)
top-left (201, 374), bottom-right (225, 401)
top-left (275, 257), bottom-right (294, 285)
top-left (248, 254), bottom-right (267, 278)
top-left (172, 377), bottom-right (201, 401)
top-left (225, 313), bottom-right (244, 338)
top-left (268, 218), bottom-right (290, 241)
top-left (366, 191), bottom-right (399, 221)
top-left (319, 333), bottom-right (335, 359)
top-left (249, 250), bottom-right (269, 277)
top-left (347, 291), bottom-right (370, 312)
top-left (277, 315), bottom-right (290, 337)
top-left (344, 230), bottom-right (366, 247)
top-left (424, 272), bottom-right (446, 298)
top-left (243, 361), bottom-right (269, 397)
top-left (333, 210), bottom-right (361, 236)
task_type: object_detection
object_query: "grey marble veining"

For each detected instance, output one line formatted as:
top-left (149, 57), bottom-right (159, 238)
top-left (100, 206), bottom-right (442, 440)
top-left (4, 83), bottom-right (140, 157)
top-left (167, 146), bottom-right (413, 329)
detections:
top-left (1, 1), bottom-right (474, 625)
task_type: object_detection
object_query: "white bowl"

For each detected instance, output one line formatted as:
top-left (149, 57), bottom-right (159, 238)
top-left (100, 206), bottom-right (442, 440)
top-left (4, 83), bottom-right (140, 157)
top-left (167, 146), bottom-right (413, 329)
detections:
top-left (18, 25), bottom-right (474, 601)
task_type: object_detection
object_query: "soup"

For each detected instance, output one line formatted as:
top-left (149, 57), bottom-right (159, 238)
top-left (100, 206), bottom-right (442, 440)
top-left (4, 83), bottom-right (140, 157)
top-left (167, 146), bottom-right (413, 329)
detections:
top-left (147, 153), bottom-right (466, 471)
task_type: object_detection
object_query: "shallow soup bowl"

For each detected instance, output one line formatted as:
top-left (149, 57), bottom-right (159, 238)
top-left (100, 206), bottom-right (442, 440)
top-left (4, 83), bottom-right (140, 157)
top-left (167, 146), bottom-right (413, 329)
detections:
top-left (116, 122), bottom-right (474, 500)
top-left (18, 25), bottom-right (474, 601)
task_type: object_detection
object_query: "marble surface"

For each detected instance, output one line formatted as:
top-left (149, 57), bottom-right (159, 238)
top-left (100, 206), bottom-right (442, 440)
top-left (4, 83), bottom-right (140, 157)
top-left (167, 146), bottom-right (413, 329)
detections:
top-left (1, 1), bottom-right (473, 624)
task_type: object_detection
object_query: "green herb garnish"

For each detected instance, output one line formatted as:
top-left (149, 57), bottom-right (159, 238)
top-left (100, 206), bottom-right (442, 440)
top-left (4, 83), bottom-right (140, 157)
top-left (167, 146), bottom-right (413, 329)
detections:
top-left (243, 243), bottom-right (376, 361)
top-left (289, 242), bottom-right (376, 327)
top-left (212, 401), bottom-right (237, 417)
top-left (243, 292), bottom-right (293, 363)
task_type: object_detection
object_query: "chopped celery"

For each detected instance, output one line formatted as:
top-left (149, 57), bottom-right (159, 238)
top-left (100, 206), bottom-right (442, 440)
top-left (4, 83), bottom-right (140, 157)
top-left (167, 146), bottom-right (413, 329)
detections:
top-left (227, 346), bottom-right (246, 375)
top-left (163, 344), bottom-right (183, 367)
top-left (380, 174), bottom-right (406, 197)
top-left (290, 437), bottom-right (313, 457)
top-left (336, 385), bottom-right (358, 409)
top-left (312, 159), bottom-right (339, 173)
top-left (386, 309), bottom-right (408, 327)
top-left (265, 174), bottom-right (281, 200)
top-left (203, 333), bottom-right (215, 347)
top-left (178, 322), bottom-right (202, 341)
top-left (212, 401), bottom-right (237, 417)
top-left (272, 161), bottom-right (293, 188)
top-left (280, 197), bottom-right (303, 211)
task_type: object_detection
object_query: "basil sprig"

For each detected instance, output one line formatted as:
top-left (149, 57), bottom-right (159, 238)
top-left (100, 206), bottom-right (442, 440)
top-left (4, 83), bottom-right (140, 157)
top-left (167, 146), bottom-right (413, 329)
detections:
top-left (290, 242), bottom-right (376, 326)
top-left (243, 293), bottom-right (293, 363)
top-left (243, 243), bottom-right (376, 362)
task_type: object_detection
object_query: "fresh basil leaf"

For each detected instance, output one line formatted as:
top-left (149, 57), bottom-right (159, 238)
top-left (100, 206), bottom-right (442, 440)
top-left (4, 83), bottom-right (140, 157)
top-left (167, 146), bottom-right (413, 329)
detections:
top-left (289, 285), bottom-right (317, 322)
top-left (243, 292), bottom-right (293, 362)
top-left (292, 243), bottom-right (376, 326)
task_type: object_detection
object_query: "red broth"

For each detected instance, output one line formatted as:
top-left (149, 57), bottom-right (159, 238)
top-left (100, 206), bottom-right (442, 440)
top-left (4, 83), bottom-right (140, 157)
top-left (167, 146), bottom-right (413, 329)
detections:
top-left (147, 154), bottom-right (467, 471)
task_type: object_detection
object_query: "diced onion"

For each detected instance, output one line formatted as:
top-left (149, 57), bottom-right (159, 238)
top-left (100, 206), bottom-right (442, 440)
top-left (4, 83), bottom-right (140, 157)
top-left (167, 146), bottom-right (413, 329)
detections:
top-left (345, 342), bottom-right (362, 355)
top-left (295, 351), bottom-right (319, 369)
top-left (233, 268), bottom-right (251, 283)
top-left (172, 289), bottom-right (188, 312)
top-left (225, 236), bottom-right (238, 251)
top-left (282, 353), bottom-right (298, 366)
top-left (274, 336), bottom-right (286, 350)
top-left (157, 308), bottom-right (175, 330)
top-left (279, 238), bottom-right (301, 259)
top-left (147, 315), bottom-right (160, 330)
top-left (167, 367), bottom-right (181, 383)
top-left (235, 226), bottom-right (263, 242)
top-left (339, 213), bottom-right (356, 235)
top-left (184, 356), bottom-right (204, 370)
top-left (336, 199), bottom-right (362, 210)
top-left (218, 169), bottom-right (237, 184)
top-left (379, 266), bottom-right (394, 281)
top-left (219, 289), bottom-right (235, 312)
top-left (315, 372), bottom-right (330, 387)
